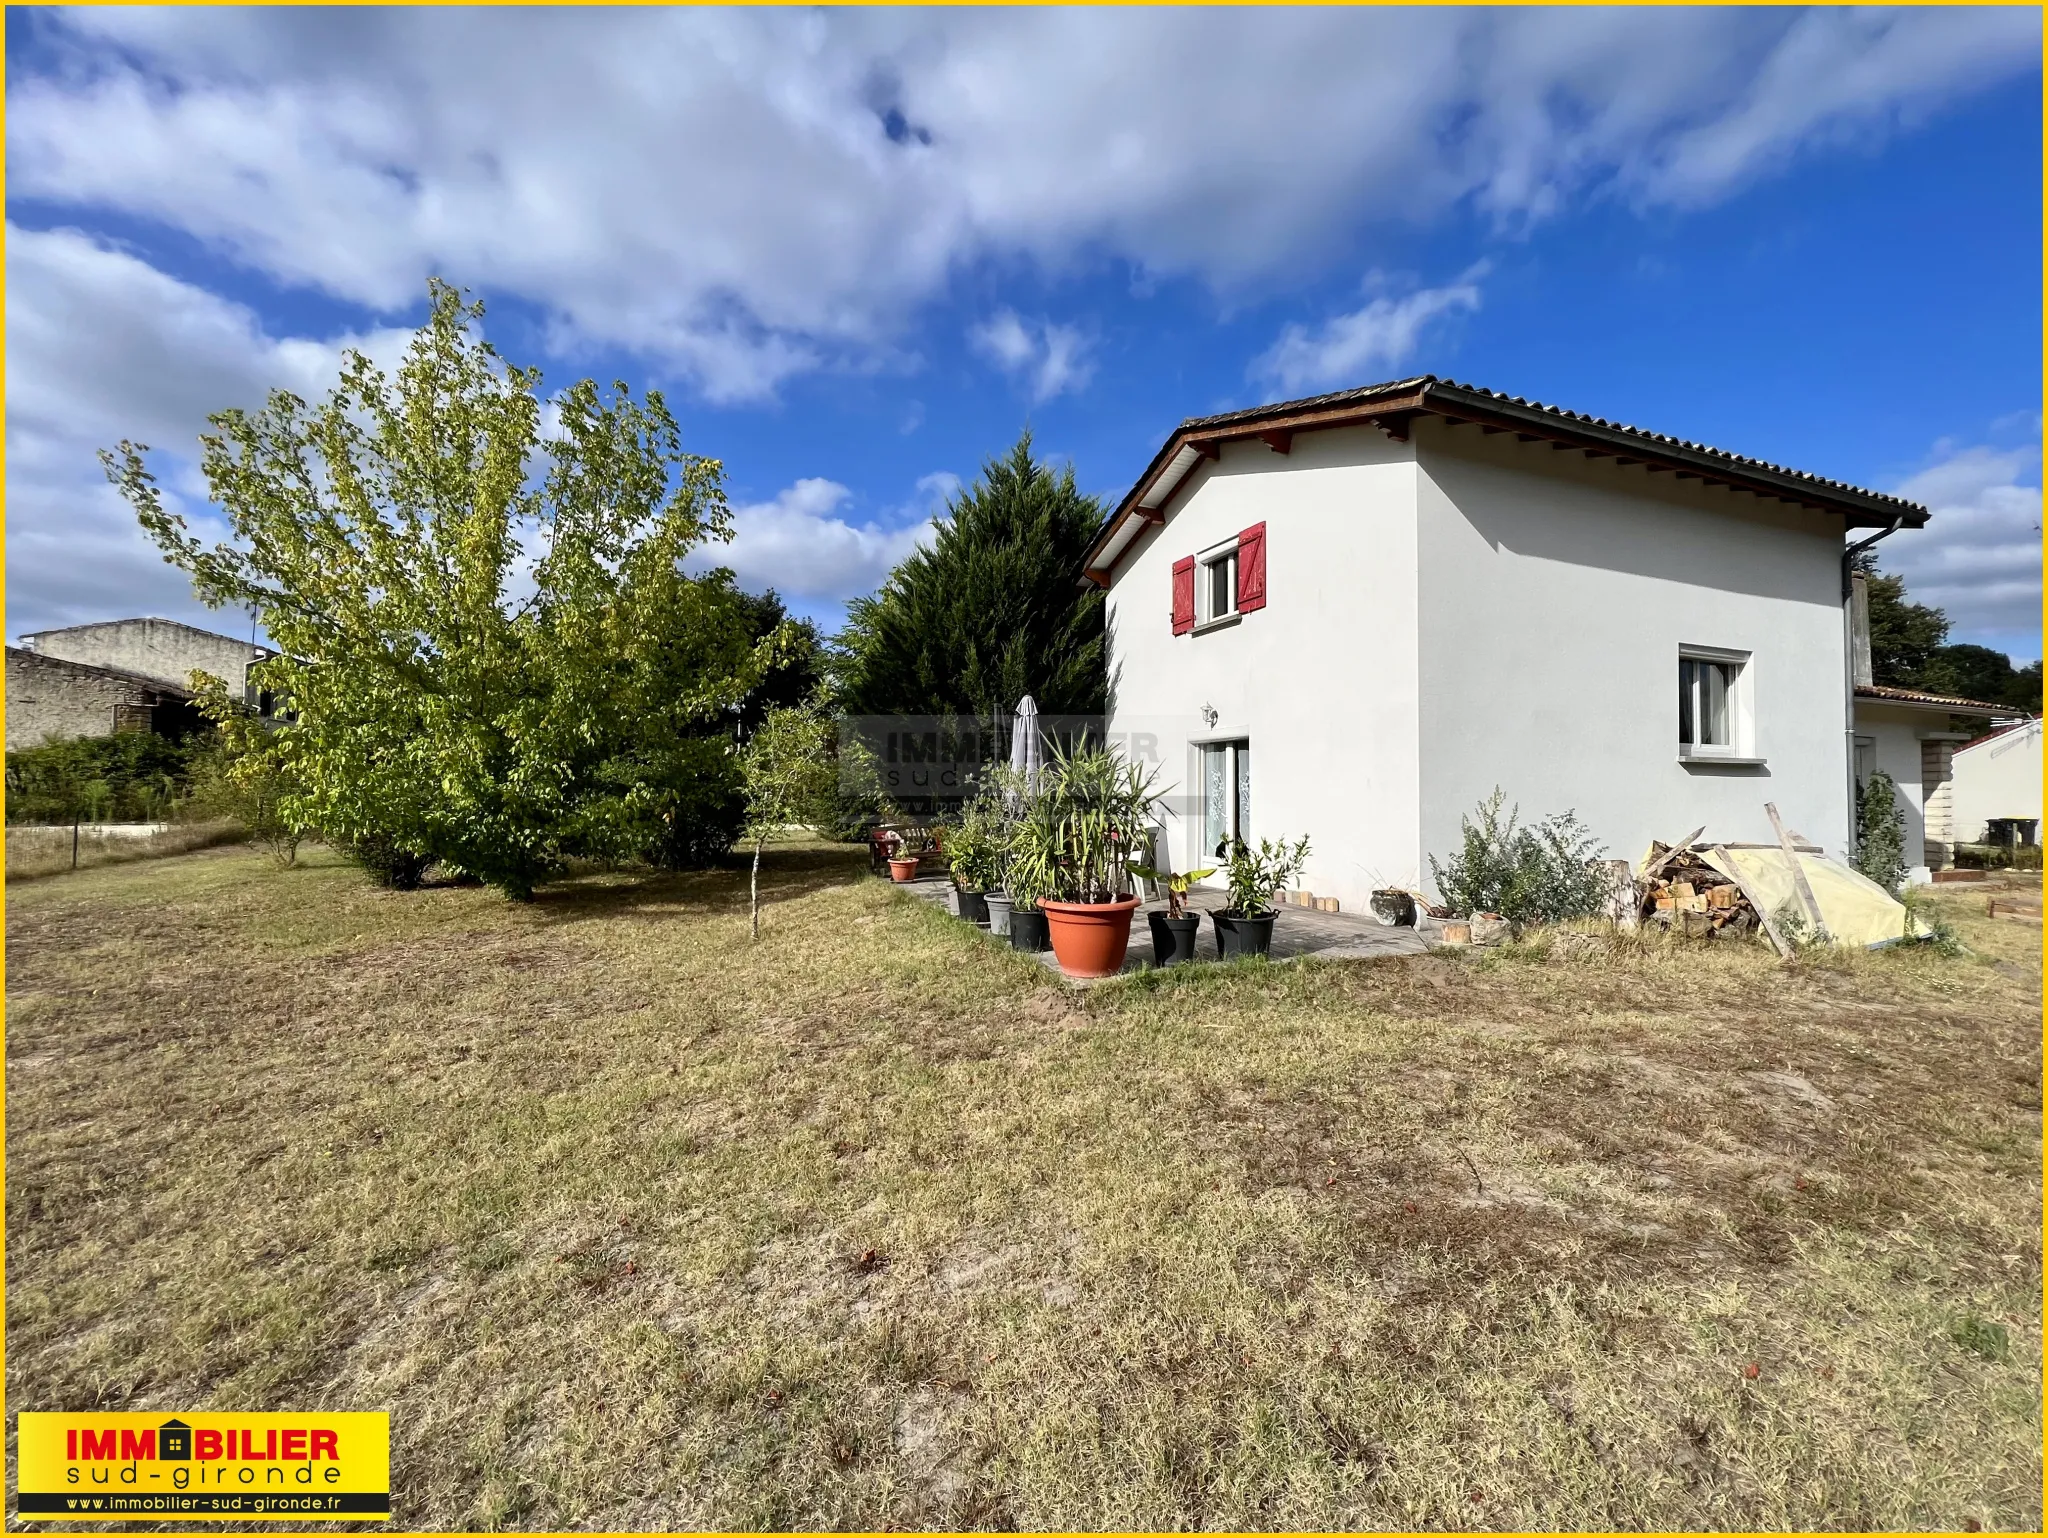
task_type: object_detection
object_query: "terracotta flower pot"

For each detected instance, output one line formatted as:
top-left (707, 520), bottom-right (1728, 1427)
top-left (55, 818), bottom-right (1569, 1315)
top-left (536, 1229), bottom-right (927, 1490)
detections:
top-left (1041, 895), bottom-right (1140, 978)
top-left (888, 856), bottom-right (920, 883)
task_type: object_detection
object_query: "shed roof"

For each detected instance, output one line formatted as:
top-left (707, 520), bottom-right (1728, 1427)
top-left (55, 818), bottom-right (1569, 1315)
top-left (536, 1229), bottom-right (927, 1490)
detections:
top-left (1082, 376), bottom-right (1929, 584)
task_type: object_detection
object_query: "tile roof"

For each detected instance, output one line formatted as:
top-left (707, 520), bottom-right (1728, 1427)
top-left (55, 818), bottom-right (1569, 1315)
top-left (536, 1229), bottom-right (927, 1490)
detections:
top-left (1178, 376), bottom-right (1925, 519)
top-left (1855, 682), bottom-right (2019, 715)
top-left (1085, 374), bottom-right (1929, 582)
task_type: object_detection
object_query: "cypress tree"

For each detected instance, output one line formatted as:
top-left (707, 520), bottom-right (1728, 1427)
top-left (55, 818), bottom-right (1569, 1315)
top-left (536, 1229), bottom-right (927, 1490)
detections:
top-left (835, 432), bottom-right (1107, 719)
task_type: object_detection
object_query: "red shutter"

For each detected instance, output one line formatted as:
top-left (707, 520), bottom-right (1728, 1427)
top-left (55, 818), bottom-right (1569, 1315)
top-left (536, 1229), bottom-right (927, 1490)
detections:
top-left (1237, 522), bottom-right (1266, 612)
top-left (1171, 556), bottom-right (1195, 634)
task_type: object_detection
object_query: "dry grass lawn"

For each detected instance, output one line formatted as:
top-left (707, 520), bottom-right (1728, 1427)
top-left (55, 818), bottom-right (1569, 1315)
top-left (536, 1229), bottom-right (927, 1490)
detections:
top-left (5, 842), bottom-right (2040, 1530)
top-left (5, 821), bottom-right (246, 882)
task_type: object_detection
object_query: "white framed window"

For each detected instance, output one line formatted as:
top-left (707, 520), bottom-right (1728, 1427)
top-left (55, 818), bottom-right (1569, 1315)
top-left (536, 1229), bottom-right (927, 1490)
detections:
top-left (1678, 645), bottom-right (1755, 761)
top-left (1196, 538), bottom-right (1239, 627)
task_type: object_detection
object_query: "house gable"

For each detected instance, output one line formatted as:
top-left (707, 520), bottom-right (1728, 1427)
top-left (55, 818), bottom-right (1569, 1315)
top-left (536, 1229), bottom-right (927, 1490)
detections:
top-left (1084, 376), bottom-right (1929, 587)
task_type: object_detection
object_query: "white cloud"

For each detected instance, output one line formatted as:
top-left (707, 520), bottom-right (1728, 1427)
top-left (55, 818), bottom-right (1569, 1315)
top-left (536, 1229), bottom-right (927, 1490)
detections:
top-left (7, 8), bottom-right (2033, 399)
top-left (1884, 434), bottom-right (2043, 661)
top-left (1631, 8), bottom-right (2039, 208)
top-left (3, 223), bottom-right (413, 640)
top-left (693, 477), bottom-right (937, 602)
top-left (969, 309), bottom-right (1094, 402)
top-left (1251, 272), bottom-right (1484, 395)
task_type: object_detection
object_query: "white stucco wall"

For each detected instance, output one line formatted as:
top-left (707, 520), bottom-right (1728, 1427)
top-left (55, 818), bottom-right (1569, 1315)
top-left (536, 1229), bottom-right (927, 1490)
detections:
top-left (1105, 414), bottom-right (1863, 914)
top-left (1104, 426), bottom-right (1422, 910)
top-left (1953, 719), bottom-right (2042, 842)
top-left (1854, 705), bottom-right (1932, 881)
top-left (1413, 419), bottom-right (1855, 877)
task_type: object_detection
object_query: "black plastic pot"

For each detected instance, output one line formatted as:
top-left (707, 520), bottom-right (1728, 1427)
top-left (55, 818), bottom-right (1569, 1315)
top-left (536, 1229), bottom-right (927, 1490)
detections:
top-left (1212, 909), bottom-right (1277, 959)
top-left (1148, 910), bottom-right (1202, 966)
top-left (1009, 906), bottom-right (1050, 952)
top-left (956, 887), bottom-right (990, 925)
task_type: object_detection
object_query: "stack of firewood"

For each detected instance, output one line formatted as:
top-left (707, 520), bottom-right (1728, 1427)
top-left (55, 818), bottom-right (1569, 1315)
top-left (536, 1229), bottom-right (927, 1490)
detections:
top-left (1638, 838), bottom-right (1759, 940)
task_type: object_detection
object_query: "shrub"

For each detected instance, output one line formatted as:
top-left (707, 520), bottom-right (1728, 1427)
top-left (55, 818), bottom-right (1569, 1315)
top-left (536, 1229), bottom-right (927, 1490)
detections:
top-left (941, 782), bottom-right (1007, 892)
top-left (348, 833), bottom-right (431, 891)
top-left (1429, 789), bottom-right (1608, 927)
top-left (1219, 835), bottom-right (1310, 917)
top-left (1900, 888), bottom-right (1966, 957)
top-left (1854, 769), bottom-right (1908, 895)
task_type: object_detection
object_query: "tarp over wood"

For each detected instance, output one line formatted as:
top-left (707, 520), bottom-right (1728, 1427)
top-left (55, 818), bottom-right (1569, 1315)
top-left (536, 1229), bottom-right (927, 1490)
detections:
top-left (1695, 845), bottom-right (1926, 950)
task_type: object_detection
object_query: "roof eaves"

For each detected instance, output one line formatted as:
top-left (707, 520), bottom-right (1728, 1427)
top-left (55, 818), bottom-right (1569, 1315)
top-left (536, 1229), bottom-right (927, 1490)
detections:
top-left (1854, 682), bottom-right (2017, 715)
top-left (1083, 377), bottom-right (1931, 583)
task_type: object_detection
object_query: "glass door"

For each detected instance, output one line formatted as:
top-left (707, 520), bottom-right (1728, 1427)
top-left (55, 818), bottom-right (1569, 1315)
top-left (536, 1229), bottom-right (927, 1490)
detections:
top-left (1201, 739), bottom-right (1250, 860)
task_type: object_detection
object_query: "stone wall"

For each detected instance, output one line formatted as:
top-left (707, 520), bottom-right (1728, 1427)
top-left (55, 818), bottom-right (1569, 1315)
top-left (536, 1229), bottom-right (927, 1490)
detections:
top-left (4, 648), bottom-right (173, 747)
top-left (15, 618), bottom-right (272, 700)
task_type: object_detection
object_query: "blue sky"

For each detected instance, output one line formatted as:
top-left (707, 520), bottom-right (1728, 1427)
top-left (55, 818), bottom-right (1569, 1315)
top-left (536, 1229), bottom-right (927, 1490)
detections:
top-left (6, 6), bottom-right (2041, 659)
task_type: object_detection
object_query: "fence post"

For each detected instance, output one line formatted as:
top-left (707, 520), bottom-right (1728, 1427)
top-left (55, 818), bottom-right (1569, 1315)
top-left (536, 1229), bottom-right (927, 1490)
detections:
top-left (72, 819), bottom-right (80, 870)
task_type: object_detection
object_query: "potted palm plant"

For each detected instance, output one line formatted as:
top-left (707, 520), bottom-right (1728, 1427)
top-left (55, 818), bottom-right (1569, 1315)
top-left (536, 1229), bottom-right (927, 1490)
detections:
top-left (1213, 836), bottom-right (1311, 959)
top-left (1129, 863), bottom-right (1215, 965)
top-left (1035, 740), bottom-right (1163, 978)
top-left (1003, 785), bottom-right (1059, 954)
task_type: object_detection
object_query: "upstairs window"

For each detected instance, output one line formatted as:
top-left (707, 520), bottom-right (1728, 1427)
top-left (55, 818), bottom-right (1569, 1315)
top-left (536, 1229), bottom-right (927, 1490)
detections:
top-left (1199, 541), bottom-right (1239, 625)
top-left (1679, 647), bottom-right (1754, 761)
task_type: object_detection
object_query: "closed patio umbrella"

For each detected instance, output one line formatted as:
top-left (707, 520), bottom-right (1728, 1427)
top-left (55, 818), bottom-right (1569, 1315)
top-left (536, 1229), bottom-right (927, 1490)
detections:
top-left (1010, 694), bottom-right (1043, 794)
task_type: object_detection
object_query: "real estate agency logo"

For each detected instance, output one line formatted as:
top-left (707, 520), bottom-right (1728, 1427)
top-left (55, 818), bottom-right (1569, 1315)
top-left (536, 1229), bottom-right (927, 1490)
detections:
top-left (64, 1417), bottom-right (343, 1472)
top-left (15, 1410), bottom-right (391, 1521)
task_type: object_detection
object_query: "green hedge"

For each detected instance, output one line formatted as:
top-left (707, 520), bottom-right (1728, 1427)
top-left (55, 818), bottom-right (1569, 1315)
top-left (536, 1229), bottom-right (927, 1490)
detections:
top-left (4, 733), bottom-right (207, 825)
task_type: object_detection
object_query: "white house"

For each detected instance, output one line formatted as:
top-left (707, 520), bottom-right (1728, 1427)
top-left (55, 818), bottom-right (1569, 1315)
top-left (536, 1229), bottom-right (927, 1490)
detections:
top-left (1952, 718), bottom-right (2043, 850)
top-left (1081, 375), bottom-right (1971, 914)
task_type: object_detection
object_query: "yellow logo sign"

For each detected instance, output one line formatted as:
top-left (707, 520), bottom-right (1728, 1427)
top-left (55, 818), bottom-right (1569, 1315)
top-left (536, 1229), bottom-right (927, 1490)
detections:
top-left (15, 1413), bottom-right (389, 1521)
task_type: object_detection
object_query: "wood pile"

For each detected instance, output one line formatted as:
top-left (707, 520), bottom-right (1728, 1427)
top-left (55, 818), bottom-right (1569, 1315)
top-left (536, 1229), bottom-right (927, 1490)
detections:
top-left (1637, 835), bottom-right (1759, 941)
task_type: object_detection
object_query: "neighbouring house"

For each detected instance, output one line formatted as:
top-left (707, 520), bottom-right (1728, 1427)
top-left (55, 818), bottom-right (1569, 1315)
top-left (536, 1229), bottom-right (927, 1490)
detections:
top-left (1083, 374), bottom-right (2012, 914)
top-left (7, 617), bottom-right (279, 749)
top-left (1951, 717), bottom-right (2043, 851)
top-left (4, 647), bottom-right (205, 747)
top-left (1851, 683), bottom-right (2022, 881)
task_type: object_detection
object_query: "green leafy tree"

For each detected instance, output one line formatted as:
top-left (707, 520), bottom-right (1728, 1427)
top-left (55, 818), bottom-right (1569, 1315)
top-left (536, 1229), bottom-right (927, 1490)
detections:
top-left (105, 279), bottom-right (786, 899)
top-left (732, 588), bottom-right (825, 732)
top-left (1855, 551), bottom-right (2039, 710)
top-left (1920, 643), bottom-right (2027, 707)
top-left (1854, 551), bottom-right (1950, 685)
top-left (835, 432), bottom-right (1107, 720)
top-left (2001, 660), bottom-right (2043, 715)
top-left (738, 698), bottom-right (872, 940)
